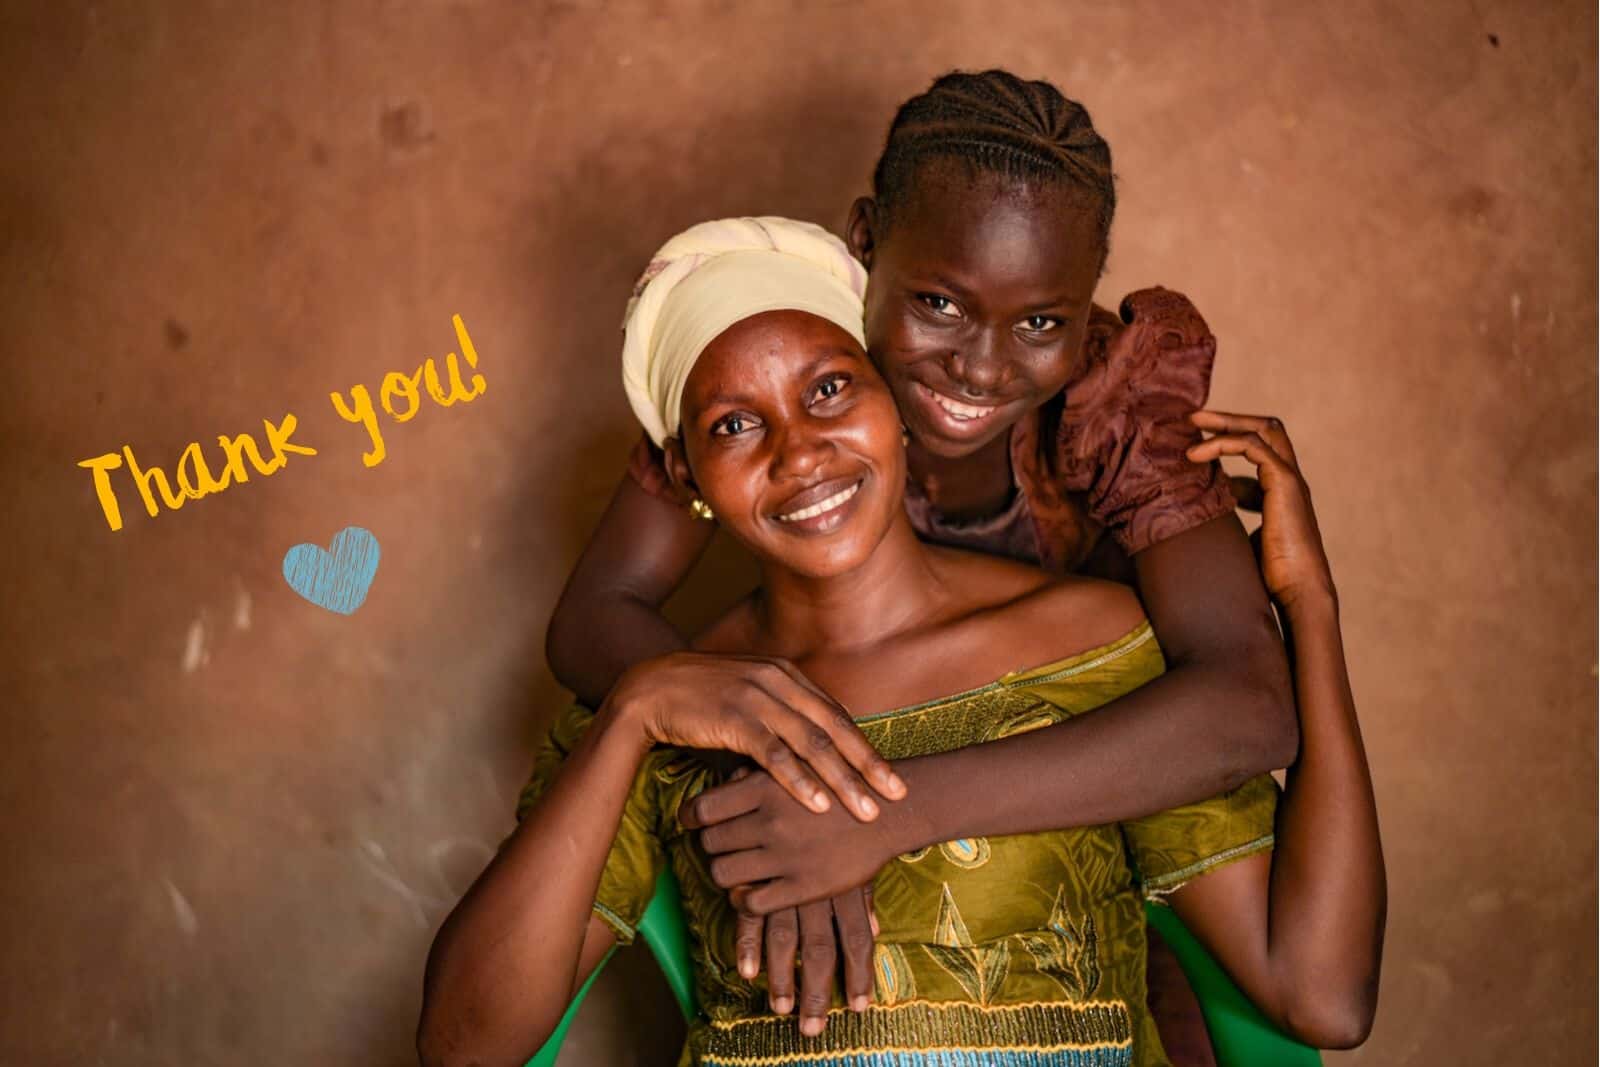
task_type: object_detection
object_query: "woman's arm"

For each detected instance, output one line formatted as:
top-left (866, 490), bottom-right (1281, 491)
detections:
top-left (418, 700), bottom-right (653, 1067)
top-left (546, 465), bottom-right (905, 818)
top-left (1161, 411), bottom-right (1385, 1048)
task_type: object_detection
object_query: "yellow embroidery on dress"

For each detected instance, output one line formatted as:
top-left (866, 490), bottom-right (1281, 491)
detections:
top-left (872, 942), bottom-right (916, 1005)
top-left (923, 884), bottom-right (1012, 1004)
top-left (984, 705), bottom-right (1062, 741)
top-left (1016, 885), bottom-right (1102, 1000)
top-left (938, 837), bottom-right (992, 869)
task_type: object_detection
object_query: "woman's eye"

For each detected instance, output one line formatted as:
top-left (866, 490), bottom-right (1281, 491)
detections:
top-left (1021, 315), bottom-right (1061, 333)
top-left (712, 414), bottom-right (756, 437)
top-left (918, 294), bottom-right (960, 318)
top-left (812, 374), bottom-right (848, 402)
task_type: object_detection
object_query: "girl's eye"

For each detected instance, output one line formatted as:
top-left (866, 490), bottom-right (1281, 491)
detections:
top-left (712, 414), bottom-right (758, 437)
top-left (1021, 315), bottom-right (1062, 333)
top-left (918, 294), bottom-right (961, 318)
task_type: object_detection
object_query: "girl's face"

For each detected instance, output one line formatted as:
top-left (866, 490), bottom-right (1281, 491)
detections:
top-left (849, 162), bottom-right (1108, 460)
top-left (667, 310), bottom-right (907, 580)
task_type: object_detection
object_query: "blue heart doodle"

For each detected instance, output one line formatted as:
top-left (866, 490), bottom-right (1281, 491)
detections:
top-left (282, 526), bottom-right (381, 615)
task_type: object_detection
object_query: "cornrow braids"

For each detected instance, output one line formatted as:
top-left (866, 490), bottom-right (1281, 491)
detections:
top-left (872, 69), bottom-right (1116, 246)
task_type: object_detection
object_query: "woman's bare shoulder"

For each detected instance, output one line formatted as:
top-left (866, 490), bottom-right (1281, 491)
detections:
top-left (922, 548), bottom-right (1147, 676)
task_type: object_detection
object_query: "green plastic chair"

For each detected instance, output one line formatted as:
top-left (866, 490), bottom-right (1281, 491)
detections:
top-left (528, 869), bottom-right (1321, 1067)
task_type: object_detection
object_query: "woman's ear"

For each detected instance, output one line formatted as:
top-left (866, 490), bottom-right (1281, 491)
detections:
top-left (661, 436), bottom-right (699, 506)
top-left (846, 197), bottom-right (879, 269)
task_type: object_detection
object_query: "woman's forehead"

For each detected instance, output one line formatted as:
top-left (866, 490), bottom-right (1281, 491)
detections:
top-left (686, 311), bottom-right (863, 401)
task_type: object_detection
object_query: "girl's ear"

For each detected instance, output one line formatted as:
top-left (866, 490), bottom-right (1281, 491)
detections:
top-left (661, 436), bottom-right (699, 505)
top-left (846, 197), bottom-right (879, 269)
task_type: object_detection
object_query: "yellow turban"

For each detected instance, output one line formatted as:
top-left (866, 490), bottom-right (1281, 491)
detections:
top-left (621, 217), bottom-right (868, 446)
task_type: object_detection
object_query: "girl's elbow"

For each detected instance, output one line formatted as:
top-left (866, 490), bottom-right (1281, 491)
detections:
top-left (1280, 984), bottom-right (1379, 1049)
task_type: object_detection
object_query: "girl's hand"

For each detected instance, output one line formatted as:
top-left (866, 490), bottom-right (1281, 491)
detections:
top-left (607, 651), bottom-right (906, 822)
top-left (681, 768), bottom-right (900, 913)
top-left (1187, 411), bottom-right (1335, 609)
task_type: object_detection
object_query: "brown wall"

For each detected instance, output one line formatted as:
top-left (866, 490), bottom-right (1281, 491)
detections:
top-left (2, 2), bottom-right (1594, 1064)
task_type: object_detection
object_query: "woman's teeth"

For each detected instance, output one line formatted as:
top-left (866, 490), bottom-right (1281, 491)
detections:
top-left (777, 481), bottom-right (861, 522)
top-left (925, 386), bottom-right (997, 422)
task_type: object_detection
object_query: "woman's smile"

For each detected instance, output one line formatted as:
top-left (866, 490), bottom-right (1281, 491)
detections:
top-left (772, 475), bottom-right (865, 533)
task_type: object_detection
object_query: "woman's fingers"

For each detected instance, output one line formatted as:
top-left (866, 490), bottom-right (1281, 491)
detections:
top-left (754, 683), bottom-right (883, 822)
top-left (720, 699), bottom-right (833, 815)
top-left (1189, 410), bottom-right (1299, 468)
top-left (832, 888), bottom-right (876, 1012)
top-left (765, 908), bottom-right (799, 1014)
top-left (796, 901), bottom-right (837, 1037)
top-left (734, 906), bottom-right (764, 980)
top-left (764, 662), bottom-right (908, 806)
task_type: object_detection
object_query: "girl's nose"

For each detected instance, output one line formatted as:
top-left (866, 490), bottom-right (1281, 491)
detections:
top-left (943, 331), bottom-right (1011, 395)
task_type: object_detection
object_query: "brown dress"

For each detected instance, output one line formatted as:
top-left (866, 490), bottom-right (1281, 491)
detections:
top-left (627, 287), bottom-right (1237, 1066)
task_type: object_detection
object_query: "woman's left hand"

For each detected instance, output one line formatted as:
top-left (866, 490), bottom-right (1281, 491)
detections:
top-left (1187, 410), bottom-right (1336, 609)
top-left (682, 769), bottom-right (899, 913)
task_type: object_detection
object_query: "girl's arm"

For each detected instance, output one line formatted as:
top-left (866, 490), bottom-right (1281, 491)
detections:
top-left (417, 698), bottom-right (653, 1067)
top-left (544, 465), bottom-right (714, 709)
top-left (686, 512), bottom-right (1299, 911)
top-left (1162, 411), bottom-right (1385, 1048)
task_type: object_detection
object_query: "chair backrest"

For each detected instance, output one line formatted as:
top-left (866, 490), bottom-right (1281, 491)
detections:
top-left (527, 869), bottom-right (1322, 1067)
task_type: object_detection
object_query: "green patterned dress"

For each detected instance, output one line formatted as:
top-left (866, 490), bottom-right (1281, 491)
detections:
top-left (518, 621), bottom-right (1278, 1067)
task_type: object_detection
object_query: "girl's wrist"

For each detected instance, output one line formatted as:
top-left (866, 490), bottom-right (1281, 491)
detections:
top-left (875, 758), bottom-right (941, 857)
top-left (1279, 581), bottom-right (1340, 623)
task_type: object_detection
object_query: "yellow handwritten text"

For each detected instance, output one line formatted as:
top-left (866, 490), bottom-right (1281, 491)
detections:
top-left (329, 314), bottom-right (487, 468)
top-left (78, 414), bottom-right (316, 531)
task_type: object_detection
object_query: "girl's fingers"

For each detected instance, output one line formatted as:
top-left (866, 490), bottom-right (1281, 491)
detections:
top-left (698, 813), bottom-right (764, 855)
top-left (765, 908), bottom-right (799, 1014)
top-left (1190, 410), bottom-right (1299, 468)
top-left (735, 907), bottom-right (765, 980)
top-left (745, 877), bottom-right (803, 916)
top-left (1229, 475), bottom-right (1265, 513)
top-left (708, 849), bottom-right (775, 890)
top-left (1185, 432), bottom-right (1294, 486)
top-left (796, 901), bottom-right (837, 1037)
top-left (680, 772), bottom-right (766, 830)
top-left (864, 882), bottom-right (878, 937)
top-left (832, 889), bottom-right (876, 1012)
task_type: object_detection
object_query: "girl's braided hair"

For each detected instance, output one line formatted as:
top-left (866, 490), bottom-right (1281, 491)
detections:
top-left (871, 69), bottom-right (1115, 248)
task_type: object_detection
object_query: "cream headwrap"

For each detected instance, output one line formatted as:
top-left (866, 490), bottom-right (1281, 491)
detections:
top-left (621, 217), bottom-right (868, 446)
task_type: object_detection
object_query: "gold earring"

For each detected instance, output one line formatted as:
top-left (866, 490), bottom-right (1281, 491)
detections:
top-left (689, 498), bottom-right (715, 522)
top-left (901, 425), bottom-right (911, 446)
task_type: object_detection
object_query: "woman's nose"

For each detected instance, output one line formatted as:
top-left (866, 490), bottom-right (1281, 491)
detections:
top-left (769, 423), bottom-right (834, 479)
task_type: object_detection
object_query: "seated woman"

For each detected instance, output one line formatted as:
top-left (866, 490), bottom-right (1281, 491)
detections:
top-left (417, 219), bottom-right (1385, 1067)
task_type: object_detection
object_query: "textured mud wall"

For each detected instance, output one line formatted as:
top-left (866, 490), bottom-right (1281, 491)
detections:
top-left (1, 2), bottom-right (1594, 1065)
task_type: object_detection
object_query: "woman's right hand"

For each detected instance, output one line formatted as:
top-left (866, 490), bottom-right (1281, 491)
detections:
top-left (606, 651), bottom-right (906, 821)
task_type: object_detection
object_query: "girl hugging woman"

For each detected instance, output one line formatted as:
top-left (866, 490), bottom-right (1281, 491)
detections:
top-left (416, 213), bottom-right (1384, 1066)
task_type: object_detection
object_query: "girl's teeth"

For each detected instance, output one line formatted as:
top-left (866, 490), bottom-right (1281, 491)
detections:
top-left (928, 388), bottom-right (996, 421)
top-left (778, 482), bottom-right (860, 522)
